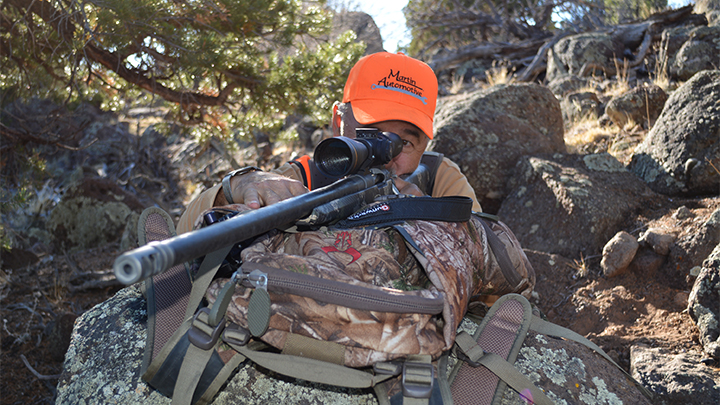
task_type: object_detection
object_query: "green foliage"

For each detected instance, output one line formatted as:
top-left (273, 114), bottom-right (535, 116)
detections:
top-left (604, 0), bottom-right (669, 23)
top-left (1, 0), bottom-right (365, 146)
top-left (0, 146), bottom-right (45, 251)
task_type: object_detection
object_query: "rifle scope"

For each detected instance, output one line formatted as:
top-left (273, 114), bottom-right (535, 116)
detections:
top-left (314, 129), bottom-right (403, 177)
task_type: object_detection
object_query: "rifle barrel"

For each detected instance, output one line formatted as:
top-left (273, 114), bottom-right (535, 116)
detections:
top-left (113, 172), bottom-right (385, 285)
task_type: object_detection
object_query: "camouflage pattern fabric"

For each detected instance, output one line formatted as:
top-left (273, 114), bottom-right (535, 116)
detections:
top-left (204, 202), bottom-right (535, 368)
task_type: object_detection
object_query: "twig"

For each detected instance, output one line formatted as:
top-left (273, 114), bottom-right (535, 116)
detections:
top-left (67, 276), bottom-right (122, 293)
top-left (20, 354), bottom-right (62, 380)
top-left (706, 157), bottom-right (720, 176)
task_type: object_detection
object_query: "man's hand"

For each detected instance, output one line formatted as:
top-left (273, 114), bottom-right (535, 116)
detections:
top-left (217, 171), bottom-right (308, 209)
top-left (393, 177), bottom-right (424, 197)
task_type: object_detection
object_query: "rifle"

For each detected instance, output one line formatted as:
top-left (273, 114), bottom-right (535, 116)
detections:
top-left (114, 129), bottom-right (430, 285)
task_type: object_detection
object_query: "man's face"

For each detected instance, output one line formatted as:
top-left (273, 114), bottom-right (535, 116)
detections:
top-left (367, 120), bottom-right (429, 176)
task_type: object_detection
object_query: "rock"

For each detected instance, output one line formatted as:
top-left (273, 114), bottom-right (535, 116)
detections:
top-left (628, 70), bottom-right (720, 196)
top-left (667, 208), bottom-right (720, 287)
top-left (688, 243), bottom-right (720, 359)
top-left (46, 312), bottom-right (78, 363)
top-left (631, 344), bottom-right (720, 405)
top-left (696, 1), bottom-right (720, 26)
top-left (601, 231), bottom-right (639, 278)
top-left (657, 17), bottom-right (710, 81)
top-left (493, 329), bottom-right (652, 404)
top-left (629, 248), bottom-right (666, 278)
top-left (560, 91), bottom-right (604, 128)
top-left (60, 285), bottom-right (654, 405)
top-left (331, 11), bottom-right (385, 55)
top-left (498, 153), bottom-right (656, 258)
top-left (546, 75), bottom-right (593, 97)
top-left (669, 26), bottom-right (720, 81)
top-left (48, 177), bottom-right (142, 252)
top-left (432, 83), bottom-right (566, 213)
top-left (546, 33), bottom-right (624, 83)
top-left (56, 286), bottom-right (378, 404)
top-left (638, 228), bottom-right (676, 256)
top-left (604, 84), bottom-right (668, 129)
top-left (673, 205), bottom-right (694, 220)
top-left (674, 291), bottom-right (690, 308)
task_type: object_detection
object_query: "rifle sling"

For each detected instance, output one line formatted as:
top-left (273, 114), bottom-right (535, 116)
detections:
top-left (337, 196), bottom-right (473, 228)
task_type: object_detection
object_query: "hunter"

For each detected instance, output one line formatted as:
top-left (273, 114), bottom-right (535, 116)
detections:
top-left (177, 52), bottom-right (481, 234)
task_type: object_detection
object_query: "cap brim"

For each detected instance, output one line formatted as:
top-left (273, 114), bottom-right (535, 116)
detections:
top-left (350, 100), bottom-right (434, 140)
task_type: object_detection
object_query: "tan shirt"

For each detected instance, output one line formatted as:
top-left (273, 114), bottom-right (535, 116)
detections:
top-left (177, 157), bottom-right (481, 234)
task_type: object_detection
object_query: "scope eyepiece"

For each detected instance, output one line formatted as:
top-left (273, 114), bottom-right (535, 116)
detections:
top-left (314, 129), bottom-right (403, 177)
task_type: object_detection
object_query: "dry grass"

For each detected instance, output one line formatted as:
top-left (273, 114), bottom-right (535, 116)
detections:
top-left (569, 253), bottom-right (591, 279)
top-left (564, 116), bottom-right (615, 153)
top-left (481, 61), bottom-right (514, 89)
top-left (605, 58), bottom-right (632, 97)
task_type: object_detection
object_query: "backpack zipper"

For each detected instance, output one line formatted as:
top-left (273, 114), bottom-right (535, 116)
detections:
top-left (238, 263), bottom-right (444, 315)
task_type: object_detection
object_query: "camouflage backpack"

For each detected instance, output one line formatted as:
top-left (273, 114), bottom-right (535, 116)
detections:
top-left (135, 194), bottom-right (541, 404)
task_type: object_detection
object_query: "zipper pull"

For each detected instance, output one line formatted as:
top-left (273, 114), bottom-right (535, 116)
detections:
top-left (246, 269), bottom-right (268, 291)
top-left (208, 270), bottom-right (244, 326)
top-left (246, 268), bottom-right (271, 337)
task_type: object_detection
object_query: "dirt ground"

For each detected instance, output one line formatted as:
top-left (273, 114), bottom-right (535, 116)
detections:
top-left (1, 194), bottom-right (718, 404)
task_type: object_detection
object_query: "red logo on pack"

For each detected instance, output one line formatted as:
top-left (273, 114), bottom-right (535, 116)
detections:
top-left (321, 231), bottom-right (362, 264)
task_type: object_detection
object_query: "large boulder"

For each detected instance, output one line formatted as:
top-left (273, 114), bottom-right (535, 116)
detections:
top-left (55, 286), bottom-right (376, 404)
top-left (330, 11), bottom-right (385, 55)
top-left (59, 285), bottom-right (654, 405)
top-left (498, 153), bottom-right (657, 258)
top-left (48, 176), bottom-right (143, 252)
top-left (688, 241), bottom-right (720, 359)
top-left (604, 83), bottom-right (668, 129)
top-left (560, 91), bottom-right (604, 128)
top-left (669, 26), bottom-right (720, 81)
top-left (432, 83), bottom-right (566, 213)
top-left (628, 70), bottom-right (720, 196)
top-left (546, 33), bottom-right (624, 83)
top-left (631, 344), bottom-right (720, 405)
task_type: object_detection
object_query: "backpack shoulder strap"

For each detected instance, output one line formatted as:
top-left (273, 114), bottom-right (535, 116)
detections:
top-left (137, 207), bottom-right (193, 374)
top-left (440, 293), bottom-right (553, 405)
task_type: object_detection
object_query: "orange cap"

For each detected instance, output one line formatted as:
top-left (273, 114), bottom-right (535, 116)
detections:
top-left (343, 52), bottom-right (438, 139)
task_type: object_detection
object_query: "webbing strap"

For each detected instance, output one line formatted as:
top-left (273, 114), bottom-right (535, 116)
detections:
top-left (143, 317), bottom-right (193, 383)
top-left (453, 330), bottom-right (553, 404)
top-left (282, 333), bottom-right (345, 365)
top-left (529, 316), bottom-right (655, 401)
top-left (225, 341), bottom-right (394, 389)
top-left (373, 382), bottom-right (392, 405)
top-left (195, 351), bottom-right (246, 405)
top-left (474, 352), bottom-right (554, 405)
top-left (476, 217), bottom-right (523, 290)
top-left (402, 354), bottom-right (433, 405)
top-left (185, 246), bottom-right (233, 320)
top-left (172, 341), bottom-right (217, 405)
top-left (454, 332), bottom-right (484, 362)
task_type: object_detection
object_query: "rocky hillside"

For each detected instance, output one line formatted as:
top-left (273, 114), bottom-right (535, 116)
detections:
top-left (1, 5), bottom-right (719, 405)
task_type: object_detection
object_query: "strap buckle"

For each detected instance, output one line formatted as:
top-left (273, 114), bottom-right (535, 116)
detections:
top-left (373, 361), bottom-right (402, 376)
top-left (402, 359), bottom-right (434, 399)
top-left (188, 307), bottom-right (226, 350)
top-left (222, 323), bottom-right (251, 347)
top-left (455, 346), bottom-right (485, 368)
